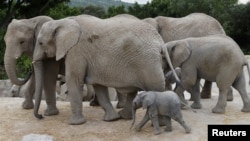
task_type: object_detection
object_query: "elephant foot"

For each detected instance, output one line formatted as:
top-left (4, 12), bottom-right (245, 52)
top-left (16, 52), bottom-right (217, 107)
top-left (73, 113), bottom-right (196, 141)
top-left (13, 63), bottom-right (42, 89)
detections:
top-left (103, 111), bottom-right (120, 121)
top-left (118, 109), bottom-right (132, 119)
top-left (44, 107), bottom-right (59, 116)
top-left (69, 115), bottom-right (87, 125)
top-left (164, 126), bottom-right (172, 132)
top-left (241, 104), bottom-right (250, 112)
top-left (185, 126), bottom-right (191, 133)
top-left (200, 91), bottom-right (211, 99)
top-left (135, 125), bottom-right (142, 132)
top-left (89, 97), bottom-right (100, 107)
top-left (154, 129), bottom-right (163, 135)
top-left (212, 106), bottom-right (225, 114)
top-left (190, 102), bottom-right (202, 109)
top-left (22, 100), bottom-right (34, 109)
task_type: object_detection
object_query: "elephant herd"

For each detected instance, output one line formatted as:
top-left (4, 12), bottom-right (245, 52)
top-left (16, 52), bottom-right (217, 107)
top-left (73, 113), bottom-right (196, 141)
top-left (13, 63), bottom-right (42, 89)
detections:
top-left (3, 13), bottom-right (250, 134)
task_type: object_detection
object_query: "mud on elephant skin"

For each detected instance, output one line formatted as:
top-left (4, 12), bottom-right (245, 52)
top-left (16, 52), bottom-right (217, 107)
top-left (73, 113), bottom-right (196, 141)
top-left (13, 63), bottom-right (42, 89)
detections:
top-left (165, 34), bottom-right (250, 114)
top-left (32, 14), bottom-right (180, 125)
top-left (131, 91), bottom-right (191, 135)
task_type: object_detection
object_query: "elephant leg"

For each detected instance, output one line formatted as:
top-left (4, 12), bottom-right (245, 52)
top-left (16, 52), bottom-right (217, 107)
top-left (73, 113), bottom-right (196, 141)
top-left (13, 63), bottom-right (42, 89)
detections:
top-left (232, 72), bottom-right (250, 112)
top-left (136, 111), bottom-right (150, 132)
top-left (118, 91), bottom-right (137, 119)
top-left (190, 78), bottom-right (202, 109)
top-left (43, 73), bottom-right (59, 116)
top-left (174, 86), bottom-right (188, 108)
top-left (43, 60), bottom-right (59, 116)
top-left (148, 107), bottom-right (163, 135)
top-left (116, 92), bottom-right (126, 109)
top-left (84, 84), bottom-right (95, 101)
top-left (67, 76), bottom-right (86, 125)
top-left (164, 116), bottom-right (172, 132)
top-left (227, 87), bottom-right (233, 101)
top-left (200, 80), bottom-right (212, 99)
top-left (212, 87), bottom-right (229, 113)
top-left (93, 85), bottom-right (120, 121)
top-left (172, 114), bottom-right (191, 133)
top-left (200, 81), bottom-right (234, 101)
top-left (89, 94), bottom-right (99, 106)
top-left (165, 83), bottom-right (172, 90)
top-left (155, 115), bottom-right (167, 126)
top-left (22, 74), bottom-right (35, 109)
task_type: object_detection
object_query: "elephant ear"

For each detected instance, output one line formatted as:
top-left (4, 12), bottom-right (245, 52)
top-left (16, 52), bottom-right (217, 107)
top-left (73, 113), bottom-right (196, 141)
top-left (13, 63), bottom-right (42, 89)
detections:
top-left (55, 19), bottom-right (81, 61)
top-left (142, 93), bottom-right (156, 109)
top-left (167, 40), bottom-right (191, 68)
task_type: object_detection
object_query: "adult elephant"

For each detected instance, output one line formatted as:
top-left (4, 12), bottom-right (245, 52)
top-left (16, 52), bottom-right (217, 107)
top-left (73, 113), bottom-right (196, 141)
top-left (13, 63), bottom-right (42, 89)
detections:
top-left (165, 34), bottom-right (250, 113)
top-left (32, 14), bottom-right (180, 125)
top-left (4, 16), bottom-right (63, 116)
top-left (143, 13), bottom-right (230, 100)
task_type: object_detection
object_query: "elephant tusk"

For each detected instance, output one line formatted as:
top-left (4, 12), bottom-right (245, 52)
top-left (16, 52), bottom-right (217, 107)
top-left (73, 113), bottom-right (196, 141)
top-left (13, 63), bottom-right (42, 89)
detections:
top-left (32, 60), bottom-right (37, 64)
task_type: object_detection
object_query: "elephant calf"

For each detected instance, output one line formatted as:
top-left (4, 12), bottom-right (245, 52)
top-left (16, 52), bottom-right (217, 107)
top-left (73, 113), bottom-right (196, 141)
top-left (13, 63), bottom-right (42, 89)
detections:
top-left (131, 91), bottom-right (191, 135)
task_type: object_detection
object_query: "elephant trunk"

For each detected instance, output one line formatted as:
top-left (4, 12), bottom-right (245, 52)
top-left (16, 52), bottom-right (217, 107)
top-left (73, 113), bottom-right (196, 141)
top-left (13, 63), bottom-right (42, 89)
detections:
top-left (33, 61), bottom-right (44, 119)
top-left (4, 55), bottom-right (31, 86)
top-left (130, 102), bottom-right (137, 129)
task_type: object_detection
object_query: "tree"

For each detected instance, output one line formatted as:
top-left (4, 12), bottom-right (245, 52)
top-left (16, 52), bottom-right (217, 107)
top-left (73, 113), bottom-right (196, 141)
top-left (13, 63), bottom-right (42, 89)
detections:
top-left (106, 5), bottom-right (127, 17)
top-left (46, 3), bottom-right (80, 19)
top-left (0, 0), bottom-right (69, 29)
top-left (227, 2), bottom-right (250, 53)
top-left (78, 4), bottom-right (106, 18)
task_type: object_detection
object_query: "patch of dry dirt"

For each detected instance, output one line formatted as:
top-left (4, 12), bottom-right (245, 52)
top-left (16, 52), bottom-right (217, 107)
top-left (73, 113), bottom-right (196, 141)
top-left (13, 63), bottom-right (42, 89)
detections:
top-left (1, 90), bottom-right (250, 141)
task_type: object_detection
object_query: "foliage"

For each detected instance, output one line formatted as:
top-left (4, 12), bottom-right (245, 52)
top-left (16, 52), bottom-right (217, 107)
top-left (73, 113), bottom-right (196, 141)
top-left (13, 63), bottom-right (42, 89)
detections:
top-left (46, 3), bottom-right (80, 19)
top-left (78, 4), bottom-right (106, 18)
top-left (226, 2), bottom-right (250, 50)
top-left (69, 0), bottom-right (133, 10)
top-left (0, 28), bottom-right (7, 79)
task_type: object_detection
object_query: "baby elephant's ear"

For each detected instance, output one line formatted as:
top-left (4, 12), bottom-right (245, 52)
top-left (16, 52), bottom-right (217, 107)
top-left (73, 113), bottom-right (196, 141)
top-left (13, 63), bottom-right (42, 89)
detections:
top-left (142, 93), bottom-right (156, 109)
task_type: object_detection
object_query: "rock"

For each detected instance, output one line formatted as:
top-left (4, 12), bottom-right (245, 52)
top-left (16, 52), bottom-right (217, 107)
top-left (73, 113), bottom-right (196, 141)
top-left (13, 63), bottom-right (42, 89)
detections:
top-left (22, 134), bottom-right (54, 141)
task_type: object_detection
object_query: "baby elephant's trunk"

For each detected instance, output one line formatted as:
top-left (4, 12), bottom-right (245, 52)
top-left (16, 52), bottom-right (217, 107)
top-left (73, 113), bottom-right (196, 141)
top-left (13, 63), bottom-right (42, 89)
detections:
top-left (130, 103), bottom-right (137, 129)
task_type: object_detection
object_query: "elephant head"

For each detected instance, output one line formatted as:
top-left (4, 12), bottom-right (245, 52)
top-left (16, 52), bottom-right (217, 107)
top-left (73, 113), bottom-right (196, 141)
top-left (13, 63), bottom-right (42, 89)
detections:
top-left (34, 18), bottom-right (82, 61)
top-left (165, 40), bottom-right (191, 68)
top-left (4, 16), bottom-right (52, 86)
top-left (32, 18), bottom-right (81, 119)
top-left (165, 67), bottom-right (181, 85)
top-left (130, 92), bottom-right (156, 129)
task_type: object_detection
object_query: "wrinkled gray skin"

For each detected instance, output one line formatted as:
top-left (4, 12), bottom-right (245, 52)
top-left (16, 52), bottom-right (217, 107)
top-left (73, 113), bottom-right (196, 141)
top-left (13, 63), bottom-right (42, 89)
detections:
top-left (131, 91), bottom-right (191, 135)
top-left (33, 14), bottom-right (180, 125)
top-left (4, 16), bottom-right (64, 116)
top-left (4, 16), bottom-right (98, 118)
top-left (143, 12), bottom-right (233, 100)
top-left (165, 34), bottom-right (250, 113)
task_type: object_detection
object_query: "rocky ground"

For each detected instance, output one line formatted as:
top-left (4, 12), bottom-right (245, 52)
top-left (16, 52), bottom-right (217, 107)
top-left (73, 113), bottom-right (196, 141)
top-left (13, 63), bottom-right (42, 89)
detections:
top-left (0, 56), bottom-right (250, 141)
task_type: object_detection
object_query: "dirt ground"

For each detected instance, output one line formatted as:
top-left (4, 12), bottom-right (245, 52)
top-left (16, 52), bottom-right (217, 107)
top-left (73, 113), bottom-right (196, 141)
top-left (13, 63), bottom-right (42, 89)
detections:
top-left (1, 57), bottom-right (250, 141)
top-left (1, 85), bottom-right (250, 141)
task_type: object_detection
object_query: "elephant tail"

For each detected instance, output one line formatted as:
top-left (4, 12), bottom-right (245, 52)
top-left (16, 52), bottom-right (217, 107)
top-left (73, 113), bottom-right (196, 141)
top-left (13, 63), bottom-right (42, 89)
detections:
top-left (162, 47), bottom-right (185, 89)
top-left (244, 60), bottom-right (250, 85)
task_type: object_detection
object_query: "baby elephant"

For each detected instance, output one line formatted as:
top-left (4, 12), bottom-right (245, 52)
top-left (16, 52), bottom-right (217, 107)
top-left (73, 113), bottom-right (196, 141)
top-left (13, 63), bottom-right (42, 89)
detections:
top-left (131, 91), bottom-right (191, 135)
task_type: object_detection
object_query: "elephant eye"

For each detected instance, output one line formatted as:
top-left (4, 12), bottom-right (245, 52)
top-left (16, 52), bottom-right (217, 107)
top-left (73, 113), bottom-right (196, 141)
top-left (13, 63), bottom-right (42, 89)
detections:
top-left (39, 42), bottom-right (43, 46)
